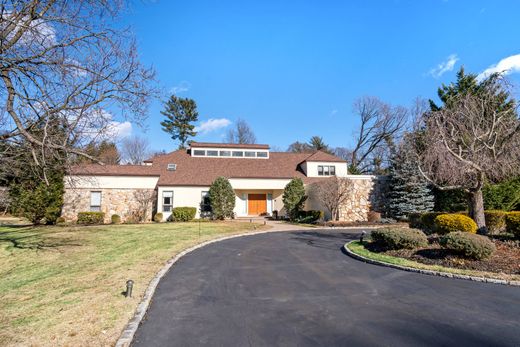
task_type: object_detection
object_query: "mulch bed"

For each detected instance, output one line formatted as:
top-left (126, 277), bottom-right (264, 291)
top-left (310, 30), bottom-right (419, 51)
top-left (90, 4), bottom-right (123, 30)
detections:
top-left (367, 236), bottom-right (520, 275)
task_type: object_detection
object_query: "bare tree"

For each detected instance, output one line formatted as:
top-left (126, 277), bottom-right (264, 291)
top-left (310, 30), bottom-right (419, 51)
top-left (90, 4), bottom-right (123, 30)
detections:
top-left (310, 177), bottom-right (353, 221)
top-left (415, 77), bottom-right (520, 233)
top-left (121, 136), bottom-right (150, 164)
top-left (0, 1), bottom-right (155, 184)
top-left (226, 119), bottom-right (256, 144)
top-left (349, 96), bottom-right (407, 174)
top-left (132, 189), bottom-right (155, 222)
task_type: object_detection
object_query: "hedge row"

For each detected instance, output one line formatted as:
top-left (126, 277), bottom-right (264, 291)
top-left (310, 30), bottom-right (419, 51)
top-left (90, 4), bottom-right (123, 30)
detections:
top-left (370, 227), bottom-right (428, 250)
top-left (169, 207), bottom-right (197, 222)
top-left (77, 212), bottom-right (105, 225)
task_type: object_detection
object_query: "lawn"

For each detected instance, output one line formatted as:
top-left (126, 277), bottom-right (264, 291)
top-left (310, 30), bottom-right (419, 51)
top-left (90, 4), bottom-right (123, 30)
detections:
top-left (0, 221), bottom-right (266, 346)
top-left (347, 241), bottom-right (520, 283)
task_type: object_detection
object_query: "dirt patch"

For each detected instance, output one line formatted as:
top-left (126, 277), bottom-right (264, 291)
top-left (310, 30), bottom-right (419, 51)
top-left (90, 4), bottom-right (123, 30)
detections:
top-left (372, 237), bottom-right (520, 275)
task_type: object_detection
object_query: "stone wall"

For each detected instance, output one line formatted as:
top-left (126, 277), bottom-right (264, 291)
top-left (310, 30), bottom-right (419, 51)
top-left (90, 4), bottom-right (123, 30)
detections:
top-left (62, 188), bottom-right (156, 223)
top-left (338, 177), bottom-right (388, 222)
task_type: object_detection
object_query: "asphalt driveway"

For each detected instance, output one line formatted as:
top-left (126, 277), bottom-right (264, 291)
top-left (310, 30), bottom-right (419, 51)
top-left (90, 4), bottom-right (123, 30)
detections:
top-left (132, 229), bottom-right (520, 347)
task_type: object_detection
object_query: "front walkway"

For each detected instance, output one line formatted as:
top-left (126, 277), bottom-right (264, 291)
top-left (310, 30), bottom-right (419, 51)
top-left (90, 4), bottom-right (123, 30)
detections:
top-left (132, 229), bottom-right (520, 346)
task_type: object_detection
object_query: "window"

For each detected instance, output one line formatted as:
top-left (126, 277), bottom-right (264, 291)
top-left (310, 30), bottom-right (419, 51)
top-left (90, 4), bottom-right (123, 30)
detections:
top-left (219, 150), bottom-right (231, 157)
top-left (167, 163), bottom-right (176, 171)
top-left (256, 151), bottom-right (268, 158)
top-left (193, 149), bottom-right (205, 156)
top-left (200, 191), bottom-right (211, 213)
top-left (207, 150), bottom-right (218, 156)
top-left (90, 191), bottom-right (101, 212)
top-left (318, 165), bottom-right (336, 176)
top-left (244, 151), bottom-right (256, 157)
top-left (162, 191), bottom-right (173, 212)
top-left (232, 151), bottom-right (244, 157)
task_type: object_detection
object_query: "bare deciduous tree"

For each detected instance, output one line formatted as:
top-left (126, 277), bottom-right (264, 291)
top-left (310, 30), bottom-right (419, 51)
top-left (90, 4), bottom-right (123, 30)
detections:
top-left (226, 119), bottom-right (256, 144)
top-left (121, 136), bottom-right (150, 164)
top-left (415, 77), bottom-right (520, 232)
top-left (0, 1), bottom-right (155, 184)
top-left (349, 96), bottom-right (407, 174)
top-left (132, 189), bottom-right (155, 222)
top-left (310, 177), bottom-right (353, 221)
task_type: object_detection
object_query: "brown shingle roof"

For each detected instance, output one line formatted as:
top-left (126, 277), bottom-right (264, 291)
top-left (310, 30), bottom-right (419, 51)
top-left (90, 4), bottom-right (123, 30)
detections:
top-left (69, 149), bottom-right (347, 186)
top-left (190, 142), bottom-right (270, 149)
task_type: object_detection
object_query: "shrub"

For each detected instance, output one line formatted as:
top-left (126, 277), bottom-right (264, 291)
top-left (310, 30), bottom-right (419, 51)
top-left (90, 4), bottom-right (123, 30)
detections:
top-left (296, 210), bottom-right (324, 223)
top-left (419, 212), bottom-right (445, 234)
top-left (209, 177), bottom-right (235, 220)
top-left (55, 217), bottom-right (66, 225)
top-left (77, 212), bottom-right (105, 225)
top-left (153, 212), bottom-right (163, 223)
top-left (440, 232), bottom-right (495, 260)
top-left (370, 227), bottom-right (428, 250)
top-left (170, 207), bottom-right (196, 222)
top-left (407, 212), bottom-right (423, 229)
top-left (434, 214), bottom-right (477, 235)
top-left (367, 211), bottom-right (381, 223)
top-left (484, 210), bottom-right (507, 234)
top-left (111, 214), bottom-right (121, 224)
top-left (282, 178), bottom-right (307, 221)
top-left (505, 211), bottom-right (520, 237)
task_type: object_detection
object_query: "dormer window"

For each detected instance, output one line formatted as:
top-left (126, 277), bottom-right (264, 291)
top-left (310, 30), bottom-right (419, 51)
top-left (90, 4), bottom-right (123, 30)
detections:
top-left (318, 165), bottom-right (335, 176)
top-left (232, 151), bottom-right (244, 157)
top-left (207, 150), bottom-right (218, 156)
top-left (219, 150), bottom-right (231, 157)
top-left (189, 142), bottom-right (270, 159)
top-left (193, 150), bottom-right (205, 156)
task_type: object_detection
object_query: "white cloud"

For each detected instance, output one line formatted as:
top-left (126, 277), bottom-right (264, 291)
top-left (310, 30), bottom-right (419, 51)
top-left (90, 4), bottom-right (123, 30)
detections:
top-left (477, 54), bottom-right (520, 81)
top-left (106, 121), bottom-right (132, 139)
top-left (194, 118), bottom-right (231, 134)
top-left (329, 109), bottom-right (338, 116)
top-left (170, 81), bottom-right (191, 95)
top-left (429, 54), bottom-right (459, 78)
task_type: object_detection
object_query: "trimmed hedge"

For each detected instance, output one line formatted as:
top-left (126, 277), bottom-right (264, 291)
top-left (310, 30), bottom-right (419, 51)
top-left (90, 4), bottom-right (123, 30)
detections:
top-left (484, 210), bottom-right (507, 234)
top-left (170, 207), bottom-right (196, 222)
top-left (419, 212), bottom-right (445, 234)
top-left (370, 227), bottom-right (428, 250)
top-left (77, 212), bottom-right (105, 225)
top-left (434, 214), bottom-right (477, 234)
top-left (440, 232), bottom-right (495, 260)
top-left (153, 212), bottom-right (163, 223)
top-left (505, 211), bottom-right (520, 237)
top-left (111, 214), bottom-right (121, 224)
top-left (296, 210), bottom-right (324, 223)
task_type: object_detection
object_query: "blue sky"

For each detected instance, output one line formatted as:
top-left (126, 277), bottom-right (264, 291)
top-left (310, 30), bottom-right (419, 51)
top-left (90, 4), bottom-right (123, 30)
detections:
top-left (118, 0), bottom-right (520, 152)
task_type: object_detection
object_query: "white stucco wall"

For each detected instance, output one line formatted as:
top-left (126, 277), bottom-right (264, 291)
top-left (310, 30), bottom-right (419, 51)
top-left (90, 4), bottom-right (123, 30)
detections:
top-left (157, 186), bottom-right (210, 220)
top-left (65, 175), bottom-right (159, 189)
top-left (229, 178), bottom-right (291, 190)
top-left (304, 161), bottom-right (349, 177)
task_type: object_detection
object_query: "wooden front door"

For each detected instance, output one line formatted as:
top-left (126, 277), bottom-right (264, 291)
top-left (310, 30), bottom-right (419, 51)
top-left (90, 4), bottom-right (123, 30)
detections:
top-left (248, 194), bottom-right (267, 215)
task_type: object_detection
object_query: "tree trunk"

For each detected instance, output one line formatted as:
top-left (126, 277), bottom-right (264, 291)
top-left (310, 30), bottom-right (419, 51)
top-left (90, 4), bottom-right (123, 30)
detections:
top-left (468, 188), bottom-right (487, 234)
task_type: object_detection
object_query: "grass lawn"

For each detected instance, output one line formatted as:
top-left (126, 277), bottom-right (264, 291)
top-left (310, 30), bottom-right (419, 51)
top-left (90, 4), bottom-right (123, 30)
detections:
top-left (347, 241), bottom-right (520, 283)
top-left (0, 221), bottom-right (267, 346)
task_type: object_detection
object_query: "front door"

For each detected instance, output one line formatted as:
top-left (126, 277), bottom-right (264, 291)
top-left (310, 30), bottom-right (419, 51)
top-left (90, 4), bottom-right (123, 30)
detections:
top-left (248, 194), bottom-right (267, 215)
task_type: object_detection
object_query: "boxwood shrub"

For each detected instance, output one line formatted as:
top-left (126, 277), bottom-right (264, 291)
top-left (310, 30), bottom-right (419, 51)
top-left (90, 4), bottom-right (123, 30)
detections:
top-left (170, 207), bottom-right (197, 222)
top-left (434, 214), bottom-right (477, 234)
top-left (370, 227), bottom-right (428, 250)
top-left (407, 212), bottom-right (423, 229)
top-left (153, 212), bottom-right (163, 223)
top-left (111, 214), bottom-right (121, 224)
top-left (55, 217), bottom-right (66, 225)
top-left (484, 210), bottom-right (507, 234)
top-left (505, 211), bottom-right (520, 237)
top-left (419, 212), bottom-right (445, 234)
top-left (440, 232), bottom-right (495, 260)
top-left (77, 212), bottom-right (105, 225)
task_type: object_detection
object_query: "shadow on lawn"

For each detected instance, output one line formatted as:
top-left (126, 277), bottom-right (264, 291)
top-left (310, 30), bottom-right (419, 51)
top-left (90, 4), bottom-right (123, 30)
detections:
top-left (0, 227), bottom-right (82, 250)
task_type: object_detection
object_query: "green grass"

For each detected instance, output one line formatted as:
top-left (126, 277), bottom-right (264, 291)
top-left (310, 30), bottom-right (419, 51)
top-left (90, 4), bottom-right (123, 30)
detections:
top-left (347, 241), bottom-right (520, 282)
top-left (0, 221), bottom-right (267, 346)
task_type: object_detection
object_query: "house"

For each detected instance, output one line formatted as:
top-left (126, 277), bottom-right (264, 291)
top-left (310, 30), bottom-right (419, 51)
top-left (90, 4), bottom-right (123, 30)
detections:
top-left (62, 142), bottom-right (386, 223)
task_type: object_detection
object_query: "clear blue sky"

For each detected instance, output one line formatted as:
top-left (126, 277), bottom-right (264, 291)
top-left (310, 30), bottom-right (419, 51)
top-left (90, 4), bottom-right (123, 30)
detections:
top-left (120, 0), bottom-right (520, 152)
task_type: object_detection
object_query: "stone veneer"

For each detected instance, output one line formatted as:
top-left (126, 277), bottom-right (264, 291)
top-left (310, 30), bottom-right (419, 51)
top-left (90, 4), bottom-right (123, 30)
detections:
top-left (338, 177), bottom-right (388, 222)
top-left (62, 188), bottom-right (156, 223)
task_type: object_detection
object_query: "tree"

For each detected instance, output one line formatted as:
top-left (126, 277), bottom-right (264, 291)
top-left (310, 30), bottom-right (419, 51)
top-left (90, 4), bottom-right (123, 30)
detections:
top-left (131, 189), bottom-right (155, 222)
top-left (282, 178), bottom-right (307, 221)
top-left (208, 177), bottom-right (235, 220)
top-left (287, 141), bottom-right (312, 153)
top-left (81, 141), bottom-right (120, 165)
top-left (310, 177), bottom-right (352, 221)
top-left (349, 96), bottom-right (407, 174)
top-left (414, 73), bottom-right (520, 233)
top-left (121, 136), bottom-right (150, 164)
top-left (0, 1), bottom-right (155, 181)
top-left (387, 135), bottom-right (434, 220)
top-left (308, 136), bottom-right (329, 152)
top-left (226, 119), bottom-right (256, 144)
top-left (287, 136), bottom-right (331, 153)
top-left (160, 95), bottom-right (199, 149)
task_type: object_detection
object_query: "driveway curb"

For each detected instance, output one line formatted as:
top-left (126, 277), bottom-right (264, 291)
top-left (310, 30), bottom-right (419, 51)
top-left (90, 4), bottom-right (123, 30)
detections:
top-left (343, 240), bottom-right (520, 287)
top-left (115, 227), bottom-right (298, 347)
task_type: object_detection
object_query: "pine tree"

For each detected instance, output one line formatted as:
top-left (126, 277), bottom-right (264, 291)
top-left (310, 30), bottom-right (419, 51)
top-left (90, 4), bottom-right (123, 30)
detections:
top-left (160, 95), bottom-right (199, 149)
top-left (387, 137), bottom-right (434, 220)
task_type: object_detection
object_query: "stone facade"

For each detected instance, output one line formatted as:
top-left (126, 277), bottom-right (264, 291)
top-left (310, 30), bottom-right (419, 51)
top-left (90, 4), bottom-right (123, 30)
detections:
top-left (338, 177), bottom-right (388, 222)
top-left (62, 188), bottom-right (156, 223)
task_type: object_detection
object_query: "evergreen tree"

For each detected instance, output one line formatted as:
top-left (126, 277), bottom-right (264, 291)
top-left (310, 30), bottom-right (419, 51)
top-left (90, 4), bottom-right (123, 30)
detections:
top-left (282, 178), bottom-right (307, 221)
top-left (208, 177), bottom-right (236, 220)
top-left (387, 136), bottom-right (434, 220)
top-left (160, 95), bottom-right (199, 149)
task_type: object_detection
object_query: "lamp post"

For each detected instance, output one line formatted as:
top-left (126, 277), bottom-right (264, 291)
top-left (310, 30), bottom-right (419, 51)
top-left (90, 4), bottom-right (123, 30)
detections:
top-left (360, 230), bottom-right (366, 244)
top-left (125, 280), bottom-right (134, 298)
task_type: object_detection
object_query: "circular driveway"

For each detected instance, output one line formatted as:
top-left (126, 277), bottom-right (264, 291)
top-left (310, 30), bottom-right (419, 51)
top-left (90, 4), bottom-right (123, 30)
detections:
top-left (132, 229), bottom-right (520, 346)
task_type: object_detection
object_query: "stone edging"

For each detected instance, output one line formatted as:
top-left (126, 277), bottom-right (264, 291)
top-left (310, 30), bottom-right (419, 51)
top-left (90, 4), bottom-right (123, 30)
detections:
top-left (343, 240), bottom-right (520, 287)
top-left (115, 227), bottom-right (288, 347)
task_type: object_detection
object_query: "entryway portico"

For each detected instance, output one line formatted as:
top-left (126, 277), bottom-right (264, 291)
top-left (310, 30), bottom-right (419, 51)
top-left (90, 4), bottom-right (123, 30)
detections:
top-left (230, 178), bottom-right (290, 217)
